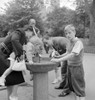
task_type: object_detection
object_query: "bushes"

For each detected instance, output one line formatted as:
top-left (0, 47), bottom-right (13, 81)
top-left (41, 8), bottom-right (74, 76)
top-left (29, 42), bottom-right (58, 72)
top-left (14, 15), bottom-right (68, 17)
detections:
top-left (75, 24), bottom-right (85, 38)
top-left (81, 38), bottom-right (95, 53)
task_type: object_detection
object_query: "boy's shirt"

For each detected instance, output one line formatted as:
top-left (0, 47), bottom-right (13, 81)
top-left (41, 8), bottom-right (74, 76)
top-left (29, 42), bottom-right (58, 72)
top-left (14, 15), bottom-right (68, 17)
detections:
top-left (67, 37), bottom-right (84, 66)
top-left (71, 37), bottom-right (83, 55)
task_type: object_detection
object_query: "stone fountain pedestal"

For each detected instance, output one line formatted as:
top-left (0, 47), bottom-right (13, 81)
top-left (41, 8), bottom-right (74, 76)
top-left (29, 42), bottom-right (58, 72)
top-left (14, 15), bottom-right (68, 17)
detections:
top-left (26, 56), bottom-right (58, 100)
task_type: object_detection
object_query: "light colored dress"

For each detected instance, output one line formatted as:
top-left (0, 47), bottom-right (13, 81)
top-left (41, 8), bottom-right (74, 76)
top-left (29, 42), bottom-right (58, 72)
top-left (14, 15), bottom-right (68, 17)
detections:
top-left (26, 36), bottom-right (43, 63)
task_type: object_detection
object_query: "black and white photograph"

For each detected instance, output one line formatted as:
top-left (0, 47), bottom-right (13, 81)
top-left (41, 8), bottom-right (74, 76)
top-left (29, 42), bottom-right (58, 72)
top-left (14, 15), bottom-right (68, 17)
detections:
top-left (0, 0), bottom-right (95, 100)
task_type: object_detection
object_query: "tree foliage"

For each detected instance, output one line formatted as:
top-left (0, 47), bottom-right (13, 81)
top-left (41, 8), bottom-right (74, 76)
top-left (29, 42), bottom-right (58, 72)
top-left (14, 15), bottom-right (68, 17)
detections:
top-left (73, 9), bottom-right (90, 38)
top-left (0, 0), bottom-right (44, 37)
top-left (46, 7), bottom-right (75, 36)
top-left (76, 0), bottom-right (95, 45)
top-left (45, 3), bottom-right (90, 38)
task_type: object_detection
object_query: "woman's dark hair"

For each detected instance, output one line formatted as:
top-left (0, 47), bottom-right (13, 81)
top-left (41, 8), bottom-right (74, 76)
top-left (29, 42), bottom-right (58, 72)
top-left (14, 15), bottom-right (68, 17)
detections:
top-left (42, 35), bottom-right (50, 54)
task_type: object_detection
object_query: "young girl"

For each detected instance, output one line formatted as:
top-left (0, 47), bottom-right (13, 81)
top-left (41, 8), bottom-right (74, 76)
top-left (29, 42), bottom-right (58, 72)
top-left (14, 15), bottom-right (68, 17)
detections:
top-left (26, 35), bottom-right (43, 81)
top-left (26, 36), bottom-right (43, 63)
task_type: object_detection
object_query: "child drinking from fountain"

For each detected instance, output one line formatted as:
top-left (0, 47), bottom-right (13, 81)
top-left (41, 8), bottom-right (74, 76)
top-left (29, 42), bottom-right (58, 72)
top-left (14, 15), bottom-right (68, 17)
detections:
top-left (26, 28), bottom-right (43, 80)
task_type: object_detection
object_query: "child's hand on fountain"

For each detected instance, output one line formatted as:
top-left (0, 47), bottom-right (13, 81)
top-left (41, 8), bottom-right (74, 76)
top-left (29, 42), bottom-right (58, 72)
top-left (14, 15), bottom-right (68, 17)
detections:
top-left (29, 60), bottom-right (34, 64)
top-left (50, 50), bottom-right (60, 58)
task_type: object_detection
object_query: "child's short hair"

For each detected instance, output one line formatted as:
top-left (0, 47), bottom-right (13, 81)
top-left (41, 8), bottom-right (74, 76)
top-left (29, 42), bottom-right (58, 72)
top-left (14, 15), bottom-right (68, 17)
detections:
top-left (64, 24), bottom-right (76, 33)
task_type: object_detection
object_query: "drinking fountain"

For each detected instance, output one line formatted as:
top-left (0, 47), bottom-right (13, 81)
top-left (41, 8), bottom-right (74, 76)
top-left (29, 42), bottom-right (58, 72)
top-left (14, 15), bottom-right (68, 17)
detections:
top-left (26, 55), bottom-right (58, 100)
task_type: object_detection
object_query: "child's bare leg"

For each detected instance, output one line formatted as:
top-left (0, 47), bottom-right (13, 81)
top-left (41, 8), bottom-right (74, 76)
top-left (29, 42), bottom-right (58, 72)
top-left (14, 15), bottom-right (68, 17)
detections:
top-left (9, 85), bottom-right (18, 100)
top-left (30, 71), bottom-right (33, 81)
top-left (75, 96), bottom-right (80, 100)
top-left (79, 97), bottom-right (85, 100)
top-left (56, 67), bottom-right (61, 80)
top-left (75, 96), bottom-right (85, 100)
top-left (52, 67), bottom-right (60, 84)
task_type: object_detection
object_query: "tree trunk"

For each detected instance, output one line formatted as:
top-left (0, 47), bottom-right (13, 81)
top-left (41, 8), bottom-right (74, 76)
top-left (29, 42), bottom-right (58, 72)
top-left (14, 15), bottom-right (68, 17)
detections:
top-left (88, 0), bottom-right (95, 45)
top-left (84, 0), bottom-right (95, 45)
top-left (89, 14), bottom-right (95, 45)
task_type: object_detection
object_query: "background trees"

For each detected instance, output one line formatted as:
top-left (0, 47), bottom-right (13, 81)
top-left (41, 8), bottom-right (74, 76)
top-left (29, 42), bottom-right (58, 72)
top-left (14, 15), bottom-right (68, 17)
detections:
top-left (0, 0), bottom-right (44, 36)
top-left (45, 7), bottom-right (75, 36)
top-left (76, 0), bottom-right (95, 45)
top-left (0, 0), bottom-right (95, 46)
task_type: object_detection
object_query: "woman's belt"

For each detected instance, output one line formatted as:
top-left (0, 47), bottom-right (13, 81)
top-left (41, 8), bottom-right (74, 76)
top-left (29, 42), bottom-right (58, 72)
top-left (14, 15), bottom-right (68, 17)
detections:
top-left (0, 42), bottom-right (10, 55)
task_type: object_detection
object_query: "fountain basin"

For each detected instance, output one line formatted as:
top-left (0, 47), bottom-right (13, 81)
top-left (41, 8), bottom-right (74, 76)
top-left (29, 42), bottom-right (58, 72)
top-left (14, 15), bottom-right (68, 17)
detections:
top-left (26, 56), bottom-right (58, 72)
top-left (26, 61), bottom-right (58, 72)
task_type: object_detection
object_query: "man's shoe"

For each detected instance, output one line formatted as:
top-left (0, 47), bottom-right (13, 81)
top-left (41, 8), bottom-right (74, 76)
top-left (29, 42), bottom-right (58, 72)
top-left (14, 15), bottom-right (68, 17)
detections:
top-left (55, 86), bottom-right (63, 89)
top-left (58, 91), bottom-right (70, 97)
